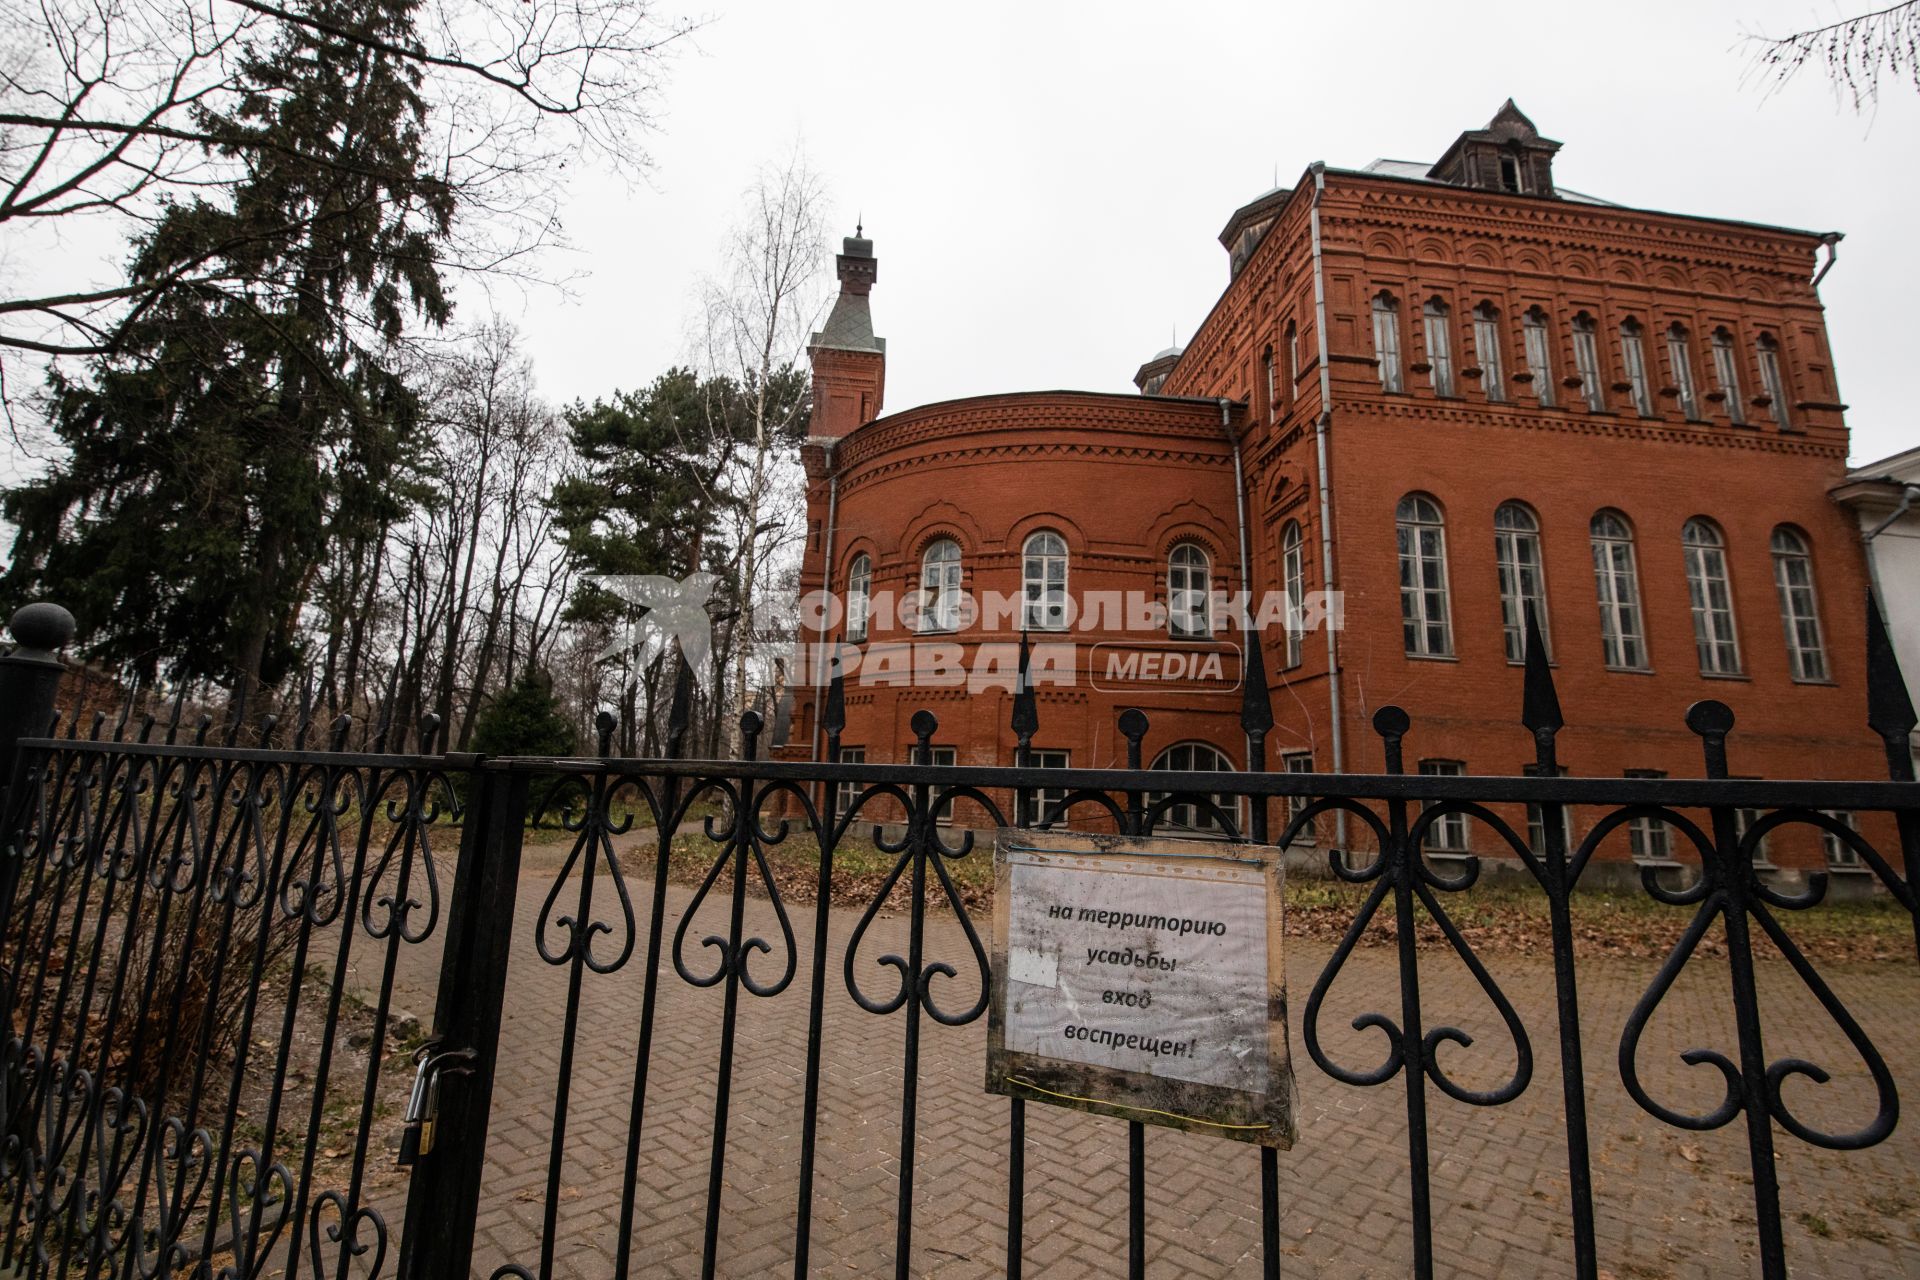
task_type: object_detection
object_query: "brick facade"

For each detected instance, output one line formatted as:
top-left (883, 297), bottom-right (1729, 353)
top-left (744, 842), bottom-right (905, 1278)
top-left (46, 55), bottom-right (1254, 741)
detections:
top-left (780, 104), bottom-right (1887, 879)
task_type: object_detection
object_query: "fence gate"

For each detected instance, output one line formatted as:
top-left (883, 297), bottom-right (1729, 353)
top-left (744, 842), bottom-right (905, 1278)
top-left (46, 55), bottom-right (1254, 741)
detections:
top-left (1, 600), bottom-right (1918, 1280)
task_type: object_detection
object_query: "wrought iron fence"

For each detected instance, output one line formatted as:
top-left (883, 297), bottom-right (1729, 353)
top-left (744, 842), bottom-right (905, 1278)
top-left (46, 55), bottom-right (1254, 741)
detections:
top-left (0, 602), bottom-right (1915, 1280)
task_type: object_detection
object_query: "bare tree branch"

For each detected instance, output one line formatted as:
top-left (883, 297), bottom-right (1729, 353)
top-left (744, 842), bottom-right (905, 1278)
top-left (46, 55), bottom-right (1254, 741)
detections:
top-left (1743, 1), bottom-right (1920, 109)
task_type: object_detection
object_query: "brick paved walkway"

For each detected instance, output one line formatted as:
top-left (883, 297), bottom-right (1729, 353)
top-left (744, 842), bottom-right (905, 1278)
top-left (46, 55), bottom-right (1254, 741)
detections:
top-left (355, 857), bottom-right (1920, 1279)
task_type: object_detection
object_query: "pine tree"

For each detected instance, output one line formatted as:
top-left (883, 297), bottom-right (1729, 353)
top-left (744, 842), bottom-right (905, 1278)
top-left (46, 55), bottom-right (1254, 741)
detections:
top-left (1, 0), bottom-right (452, 690)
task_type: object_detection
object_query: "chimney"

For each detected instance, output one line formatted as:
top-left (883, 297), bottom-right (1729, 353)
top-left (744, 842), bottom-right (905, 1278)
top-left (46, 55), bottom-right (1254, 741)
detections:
top-left (807, 227), bottom-right (886, 443)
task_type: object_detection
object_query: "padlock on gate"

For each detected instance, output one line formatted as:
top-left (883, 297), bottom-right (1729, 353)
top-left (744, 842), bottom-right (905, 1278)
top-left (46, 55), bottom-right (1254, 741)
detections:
top-left (397, 1045), bottom-right (476, 1169)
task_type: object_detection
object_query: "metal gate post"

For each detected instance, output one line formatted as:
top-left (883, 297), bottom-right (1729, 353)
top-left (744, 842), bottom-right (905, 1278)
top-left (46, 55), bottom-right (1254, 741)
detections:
top-left (0, 603), bottom-right (72, 918)
top-left (398, 760), bottom-right (530, 1280)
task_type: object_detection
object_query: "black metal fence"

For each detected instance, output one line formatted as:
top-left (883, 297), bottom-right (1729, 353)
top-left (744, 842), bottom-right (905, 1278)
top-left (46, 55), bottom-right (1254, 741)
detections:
top-left (0, 601), bottom-right (1915, 1280)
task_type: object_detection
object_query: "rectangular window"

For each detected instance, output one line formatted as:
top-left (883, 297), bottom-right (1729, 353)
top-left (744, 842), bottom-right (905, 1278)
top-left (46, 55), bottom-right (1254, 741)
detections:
top-left (1625, 769), bottom-right (1671, 862)
top-left (1523, 764), bottom-right (1570, 857)
top-left (1373, 296), bottom-right (1404, 393)
top-left (1621, 323), bottom-right (1654, 416)
top-left (1424, 302), bottom-right (1455, 396)
top-left (1572, 317), bottom-right (1605, 411)
top-left (1668, 328), bottom-right (1701, 420)
top-left (835, 746), bottom-right (865, 816)
top-left (1283, 751), bottom-right (1316, 841)
top-left (1419, 760), bottom-right (1469, 852)
top-left (1018, 749), bottom-right (1070, 826)
top-left (1474, 308), bottom-right (1506, 402)
top-left (930, 746), bottom-right (957, 825)
top-left (1521, 310), bottom-right (1556, 406)
top-left (1732, 791), bottom-right (1768, 865)
top-left (1711, 331), bottom-right (1747, 425)
top-left (1821, 810), bottom-right (1861, 868)
top-left (1757, 338), bottom-right (1792, 430)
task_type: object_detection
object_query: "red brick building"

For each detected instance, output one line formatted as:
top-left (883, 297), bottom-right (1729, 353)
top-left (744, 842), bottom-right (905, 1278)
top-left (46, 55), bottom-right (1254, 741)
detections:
top-left (779, 104), bottom-right (1887, 881)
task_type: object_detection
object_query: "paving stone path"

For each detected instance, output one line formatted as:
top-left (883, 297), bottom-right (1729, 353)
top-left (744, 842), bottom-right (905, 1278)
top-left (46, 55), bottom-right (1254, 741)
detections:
top-left (345, 854), bottom-right (1920, 1279)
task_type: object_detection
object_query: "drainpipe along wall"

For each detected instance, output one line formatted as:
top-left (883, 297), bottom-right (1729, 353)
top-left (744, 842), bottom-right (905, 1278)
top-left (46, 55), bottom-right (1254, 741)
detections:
top-left (808, 441), bottom-right (839, 810)
top-left (1309, 162), bottom-right (1348, 853)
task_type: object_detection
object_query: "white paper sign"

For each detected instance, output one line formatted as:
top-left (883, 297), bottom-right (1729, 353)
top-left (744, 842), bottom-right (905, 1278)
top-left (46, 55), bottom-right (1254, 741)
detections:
top-left (1000, 849), bottom-right (1270, 1093)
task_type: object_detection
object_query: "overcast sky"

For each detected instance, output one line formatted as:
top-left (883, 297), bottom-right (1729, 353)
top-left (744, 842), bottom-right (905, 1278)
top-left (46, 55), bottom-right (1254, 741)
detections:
top-left (509, 0), bottom-right (1917, 468)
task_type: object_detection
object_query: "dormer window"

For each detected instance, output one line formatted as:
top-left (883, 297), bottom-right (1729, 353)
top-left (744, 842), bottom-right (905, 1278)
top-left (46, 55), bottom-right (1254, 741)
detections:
top-left (1498, 153), bottom-right (1524, 193)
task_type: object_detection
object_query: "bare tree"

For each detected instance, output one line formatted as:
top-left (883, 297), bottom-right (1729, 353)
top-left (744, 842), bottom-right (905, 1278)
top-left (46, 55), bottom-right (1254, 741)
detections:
top-left (1744, 1), bottom-right (1920, 109)
top-left (0, 0), bottom-right (697, 368)
top-left (691, 150), bottom-right (828, 750)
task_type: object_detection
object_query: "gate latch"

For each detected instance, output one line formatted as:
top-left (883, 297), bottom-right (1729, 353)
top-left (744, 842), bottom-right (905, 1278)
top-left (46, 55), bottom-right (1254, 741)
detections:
top-left (396, 1044), bottom-right (477, 1168)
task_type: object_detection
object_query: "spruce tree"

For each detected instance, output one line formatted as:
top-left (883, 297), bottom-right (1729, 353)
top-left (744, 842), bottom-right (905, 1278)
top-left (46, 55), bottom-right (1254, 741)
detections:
top-left (1, 0), bottom-right (452, 691)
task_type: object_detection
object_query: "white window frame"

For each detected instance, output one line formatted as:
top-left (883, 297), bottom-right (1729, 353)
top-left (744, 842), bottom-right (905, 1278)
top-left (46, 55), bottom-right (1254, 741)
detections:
top-left (1494, 502), bottom-right (1550, 664)
top-left (1572, 313), bottom-right (1605, 412)
top-left (1022, 531), bottom-right (1069, 631)
top-left (1018, 748), bottom-right (1070, 826)
top-left (1473, 303), bottom-right (1506, 403)
top-left (1373, 293), bottom-right (1404, 393)
top-left (1821, 810), bottom-right (1862, 869)
top-left (1282, 751), bottom-right (1316, 838)
top-left (1397, 495), bottom-right (1454, 658)
top-left (835, 746), bottom-right (865, 816)
top-left (1590, 511), bottom-right (1648, 670)
top-left (1418, 760), bottom-right (1469, 852)
top-left (1167, 542), bottom-right (1212, 639)
top-left (929, 745), bottom-right (958, 825)
top-left (1711, 328), bottom-right (1746, 425)
top-left (846, 553), bottom-right (872, 643)
top-left (1423, 298), bottom-right (1455, 396)
top-left (1770, 527), bottom-right (1828, 682)
top-left (1150, 742), bottom-right (1239, 837)
top-left (1620, 319), bottom-right (1653, 416)
top-left (1625, 769), bottom-right (1672, 862)
top-left (1282, 522), bottom-right (1306, 668)
top-left (1522, 307), bottom-right (1556, 406)
top-left (919, 539), bottom-right (963, 634)
top-left (1756, 334), bottom-right (1791, 429)
top-left (1682, 519), bottom-right (1742, 676)
top-left (1523, 764), bottom-right (1570, 857)
top-left (1667, 324), bottom-right (1701, 420)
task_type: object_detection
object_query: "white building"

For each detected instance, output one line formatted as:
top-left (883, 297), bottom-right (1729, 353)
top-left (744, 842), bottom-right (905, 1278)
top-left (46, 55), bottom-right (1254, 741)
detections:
top-left (1832, 443), bottom-right (1920, 716)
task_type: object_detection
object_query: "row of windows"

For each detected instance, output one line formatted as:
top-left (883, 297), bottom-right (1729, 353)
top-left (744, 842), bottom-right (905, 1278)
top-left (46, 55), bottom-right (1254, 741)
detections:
top-left (843, 535), bottom-right (1259, 641)
top-left (837, 743), bottom-right (1865, 868)
top-left (1394, 496), bottom-right (1829, 681)
top-left (1370, 294), bottom-right (1796, 429)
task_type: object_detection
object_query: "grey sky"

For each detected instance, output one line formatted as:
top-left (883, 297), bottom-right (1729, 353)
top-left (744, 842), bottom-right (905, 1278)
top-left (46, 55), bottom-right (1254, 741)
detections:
top-left (518, 0), bottom-right (1917, 468)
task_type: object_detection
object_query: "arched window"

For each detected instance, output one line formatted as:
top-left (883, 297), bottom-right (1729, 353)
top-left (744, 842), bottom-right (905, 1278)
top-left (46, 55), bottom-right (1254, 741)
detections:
top-left (1372, 292), bottom-right (1404, 393)
top-left (1667, 324), bottom-right (1701, 420)
top-left (1261, 345), bottom-right (1276, 420)
top-left (1619, 318), bottom-right (1653, 416)
top-left (1711, 327), bottom-right (1746, 425)
top-left (1167, 543), bottom-right (1212, 639)
top-left (1589, 511), bottom-right (1647, 669)
top-left (1150, 742), bottom-right (1239, 836)
top-left (1494, 503), bottom-right (1549, 663)
top-left (919, 539), bottom-right (963, 633)
top-left (1682, 518), bottom-right (1741, 675)
top-left (1022, 531), bottom-right (1069, 631)
top-left (1473, 303), bottom-right (1506, 403)
top-left (1423, 298), bottom-right (1455, 395)
top-left (1571, 312), bottom-right (1605, 411)
top-left (1771, 527), bottom-right (1827, 681)
top-left (1521, 306), bottom-right (1556, 406)
top-left (1281, 521), bottom-right (1306, 668)
top-left (1396, 495), bottom-right (1453, 657)
top-left (1756, 334), bottom-right (1791, 430)
top-left (846, 553), bottom-right (872, 643)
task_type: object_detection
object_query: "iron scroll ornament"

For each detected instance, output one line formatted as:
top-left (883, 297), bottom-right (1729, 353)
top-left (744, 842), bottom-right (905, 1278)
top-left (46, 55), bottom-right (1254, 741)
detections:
top-left (1618, 701), bottom-right (1901, 1153)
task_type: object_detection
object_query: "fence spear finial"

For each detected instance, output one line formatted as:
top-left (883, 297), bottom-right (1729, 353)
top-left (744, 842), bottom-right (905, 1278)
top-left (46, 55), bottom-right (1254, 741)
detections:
top-left (1520, 603), bottom-right (1563, 738)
